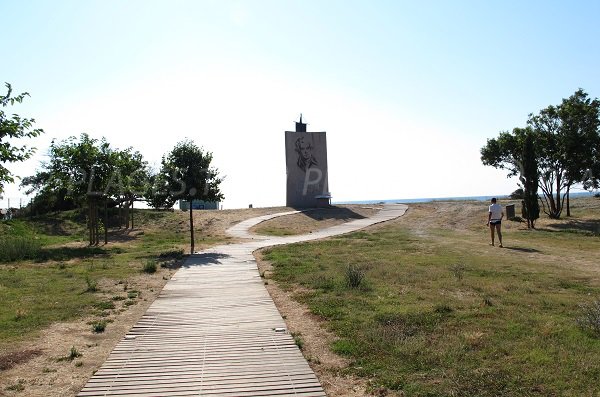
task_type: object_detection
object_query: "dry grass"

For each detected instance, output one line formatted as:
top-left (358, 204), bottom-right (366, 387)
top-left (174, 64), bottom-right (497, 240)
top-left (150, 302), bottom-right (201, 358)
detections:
top-left (250, 205), bottom-right (380, 236)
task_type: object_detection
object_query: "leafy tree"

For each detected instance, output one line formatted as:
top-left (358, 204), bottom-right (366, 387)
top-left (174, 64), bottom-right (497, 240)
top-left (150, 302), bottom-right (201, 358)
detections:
top-left (509, 188), bottom-right (524, 200)
top-left (25, 134), bottom-right (120, 244)
top-left (481, 89), bottom-right (600, 219)
top-left (106, 147), bottom-right (149, 228)
top-left (145, 170), bottom-right (177, 210)
top-left (160, 140), bottom-right (223, 253)
top-left (522, 133), bottom-right (540, 228)
top-left (0, 83), bottom-right (44, 193)
top-left (528, 90), bottom-right (600, 217)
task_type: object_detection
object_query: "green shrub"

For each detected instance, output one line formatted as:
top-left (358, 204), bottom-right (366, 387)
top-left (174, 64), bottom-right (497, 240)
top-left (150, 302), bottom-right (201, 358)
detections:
top-left (345, 264), bottom-right (365, 289)
top-left (85, 276), bottom-right (98, 292)
top-left (91, 320), bottom-right (107, 333)
top-left (0, 237), bottom-right (41, 262)
top-left (577, 299), bottom-right (600, 337)
top-left (142, 260), bottom-right (157, 274)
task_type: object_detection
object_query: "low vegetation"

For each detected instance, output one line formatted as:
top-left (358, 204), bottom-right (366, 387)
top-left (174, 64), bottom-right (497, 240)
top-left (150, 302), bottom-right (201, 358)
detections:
top-left (264, 197), bottom-right (600, 396)
top-left (0, 208), bottom-right (215, 351)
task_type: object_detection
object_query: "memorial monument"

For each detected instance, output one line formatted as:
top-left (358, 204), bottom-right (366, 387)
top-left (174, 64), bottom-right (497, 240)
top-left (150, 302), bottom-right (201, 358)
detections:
top-left (285, 115), bottom-right (330, 207)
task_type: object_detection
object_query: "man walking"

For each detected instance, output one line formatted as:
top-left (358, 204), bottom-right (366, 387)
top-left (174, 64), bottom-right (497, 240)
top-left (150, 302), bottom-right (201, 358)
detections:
top-left (487, 198), bottom-right (504, 247)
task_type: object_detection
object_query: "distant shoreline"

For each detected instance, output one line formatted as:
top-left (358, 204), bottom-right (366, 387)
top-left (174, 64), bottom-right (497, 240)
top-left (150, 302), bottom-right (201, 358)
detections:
top-left (335, 191), bottom-right (596, 205)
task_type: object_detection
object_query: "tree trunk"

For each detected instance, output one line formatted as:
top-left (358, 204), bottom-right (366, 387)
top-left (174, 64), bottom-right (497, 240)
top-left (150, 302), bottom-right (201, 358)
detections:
top-left (189, 205), bottom-right (195, 254)
top-left (104, 199), bottom-right (108, 245)
top-left (88, 200), bottom-right (93, 246)
top-left (118, 201), bottom-right (122, 229)
top-left (555, 169), bottom-right (561, 218)
top-left (130, 199), bottom-right (134, 229)
top-left (95, 203), bottom-right (100, 245)
top-left (125, 200), bottom-right (130, 229)
top-left (566, 185), bottom-right (571, 217)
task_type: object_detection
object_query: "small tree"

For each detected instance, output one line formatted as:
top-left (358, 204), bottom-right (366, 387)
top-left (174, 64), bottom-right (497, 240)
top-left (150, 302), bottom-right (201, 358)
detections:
top-left (0, 83), bottom-right (44, 193)
top-left (522, 133), bottom-right (540, 228)
top-left (161, 140), bottom-right (223, 254)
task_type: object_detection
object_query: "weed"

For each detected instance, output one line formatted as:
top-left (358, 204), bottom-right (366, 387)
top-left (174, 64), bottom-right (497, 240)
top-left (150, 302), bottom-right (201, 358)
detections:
top-left (91, 320), bottom-right (107, 333)
top-left (13, 308), bottom-right (27, 321)
top-left (85, 275), bottom-right (98, 293)
top-left (142, 260), bottom-right (157, 274)
top-left (58, 346), bottom-right (82, 362)
top-left (434, 304), bottom-right (453, 314)
top-left (576, 299), bottom-right (600, 337)
top-left (112, 295), bottom-right (126, 301)
top-left (5, 379), bottom-right (25, 391)
top-left (0, 237), bottom-right (41, 262)
top-left (57, 262), bottom-right (67, 270)
top-left (75, 361), bottom-right (83, 367)
top-left (307, 355), bottom-right (321, 364)
top-left (483, 297), bottom-right (494, 307)
top-left (291, 332), bottom-right (304, 350)
top-left (158, 249), bottom-right (184, 259)
top-left (42, 367), bottom-right (56, 373)
top-left (69, 346), bottom-right (82, 360)
top-left (127, 290), bottom-right (139, 299)
top-left (345, 264), bottom-right (365, 289)
top-left (94, 301), bottom-right (115, 310)
top-left (450, 263), bottom-right (466, 281)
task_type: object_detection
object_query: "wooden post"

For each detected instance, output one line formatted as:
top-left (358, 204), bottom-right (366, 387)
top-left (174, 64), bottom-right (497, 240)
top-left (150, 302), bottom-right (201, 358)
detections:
top-left (189, 204), bottom-right (194, 254)
top-left (88, 200), bottom-right (93, 246)
top-left (118, 200), bottom-right (122, 229)
top-left (104, 199), bottom-right (108, 245)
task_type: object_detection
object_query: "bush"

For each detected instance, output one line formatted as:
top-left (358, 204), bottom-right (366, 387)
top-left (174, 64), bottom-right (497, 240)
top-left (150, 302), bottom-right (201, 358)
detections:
top-left (142, 260), bottom-right (157, 274)
top-left (91, 321), bottom-right (107, 333)
top-left (85, 276), bottom-right (98, 292)
top-left (345, 264), bottom-right (365, 289)
top-left (577, 299), bottom-right (600, 337)
top-left (0, 237), bottom-right (41, 262)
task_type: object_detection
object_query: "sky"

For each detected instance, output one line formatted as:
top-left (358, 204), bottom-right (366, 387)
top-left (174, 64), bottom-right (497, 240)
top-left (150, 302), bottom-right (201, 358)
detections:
top-left (1, 0), bottom-right (600, 209)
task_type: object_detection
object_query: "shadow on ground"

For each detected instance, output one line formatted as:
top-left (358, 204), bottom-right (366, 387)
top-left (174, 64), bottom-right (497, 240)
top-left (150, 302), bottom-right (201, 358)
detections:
top-left (502, 246), bottom-right (542, 253)
top-left (180, 253), bottom-right (231, 268)
top-left (540, 219), bottom-right (600, 236)
top-left (36, 246), bottom-right (124, 262)
top-left (294, 206), bottom-right (367, 222)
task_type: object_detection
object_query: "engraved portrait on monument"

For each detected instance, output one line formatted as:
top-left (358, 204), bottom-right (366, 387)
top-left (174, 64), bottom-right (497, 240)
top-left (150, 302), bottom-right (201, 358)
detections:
top-left (295, 136), bottom-right (318, 172)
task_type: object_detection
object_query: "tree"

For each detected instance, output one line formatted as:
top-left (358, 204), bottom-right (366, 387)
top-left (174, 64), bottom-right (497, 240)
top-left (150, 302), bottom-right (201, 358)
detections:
top-left (481, 89), bottom-right (600, 219)
top-left (107, 148), bottom-right (149, 229)
top-left (509, 188), bottom-right (524, 199)
top-left (522, 133), bottom-right (540, 228)
top-left (0, 83), bottom-right (44, 193)
top-left (160, 140), bottom-right (223, 254)
top-left (528, 90), bottom-right (600, 217)
top-left (144, 170), bottom-right (177, 210)
top-left (25, 134), bottom-right (117, 244)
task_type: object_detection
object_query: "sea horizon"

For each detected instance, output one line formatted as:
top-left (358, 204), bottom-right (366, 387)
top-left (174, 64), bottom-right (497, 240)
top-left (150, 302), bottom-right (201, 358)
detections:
top-left (335, 191), bottom-right (597, 205)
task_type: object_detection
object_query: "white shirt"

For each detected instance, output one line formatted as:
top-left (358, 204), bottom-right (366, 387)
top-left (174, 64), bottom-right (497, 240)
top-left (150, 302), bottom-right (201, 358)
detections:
top-left (489, 203), bottom-right (503, 221)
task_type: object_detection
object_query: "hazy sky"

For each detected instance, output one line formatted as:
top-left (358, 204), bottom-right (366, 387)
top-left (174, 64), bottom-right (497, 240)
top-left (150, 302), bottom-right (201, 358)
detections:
top-left (2, 0), bottom-right (599, 208)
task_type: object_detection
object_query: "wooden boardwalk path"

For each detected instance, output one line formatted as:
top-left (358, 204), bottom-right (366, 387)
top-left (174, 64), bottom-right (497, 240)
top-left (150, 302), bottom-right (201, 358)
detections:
top-left (78, 204), bottom-right (407, 397)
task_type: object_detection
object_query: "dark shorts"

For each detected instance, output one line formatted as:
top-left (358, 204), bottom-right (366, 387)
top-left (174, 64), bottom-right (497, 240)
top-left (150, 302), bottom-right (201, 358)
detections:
top-left (490, 220), bottom-right (501, 226)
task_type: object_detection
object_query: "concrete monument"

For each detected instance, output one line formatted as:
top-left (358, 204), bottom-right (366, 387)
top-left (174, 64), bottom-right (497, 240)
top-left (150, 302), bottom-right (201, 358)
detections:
top-left (285, 115), bottom-right (330, 207)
